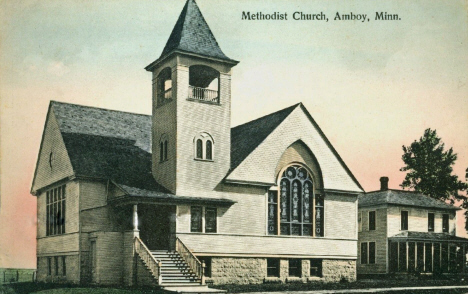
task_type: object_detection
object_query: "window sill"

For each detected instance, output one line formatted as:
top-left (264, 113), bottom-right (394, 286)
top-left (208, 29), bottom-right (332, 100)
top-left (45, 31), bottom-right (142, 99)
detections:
top-left (264, 277), bottom-right (281, 283)
top-left (286, 277), bottom-right (304, 283)
top-left (194, 158), bottom-right (214, 162)
top-left (159, 159), bottom-right (168, 163)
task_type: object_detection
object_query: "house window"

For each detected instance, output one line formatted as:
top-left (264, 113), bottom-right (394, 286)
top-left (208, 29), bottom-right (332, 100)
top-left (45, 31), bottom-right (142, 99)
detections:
top-left (191, 206), bottom-right (203, 232)
top-left (361, 242), bottom-right (368, 264)
top-left (442, 214), bottom-right (449, 233)
top-left (288, 259), bottom-right (301, 277)
top-left (47, 257), bottom-right (52, 276)
top-left (159, 134), bottom-right (168, 162)
top-left (205, 207), bottom-right (217, 233)
top-left (267, 258), bottom-right (280, 277)
top-left (278, 165), bottom-right (322, 237)
top-left (401, 210), bottom-right (408, 231)
top-left (46, 185), bottom-right (66, 236)
top-left (428, 213), bottom-right (435, 232)
top-left (358, 212), bottom-right (362, 232)
top-left (62, 256), bottom-right (66, 276)
top-left (268, 191), bottom-right (278, 235)
top-left (310, 259), bottom-right (322, 277)
top-left (194, 133), bottom-right (214, 161)
top-left (369, 242), bottom-right (376, 264)
top-left (54, 256), bottom-right (59, 276)
top-left (191, 206), bottom-right (217, 233)
top-left (368, 211), bottom-right (376, 231)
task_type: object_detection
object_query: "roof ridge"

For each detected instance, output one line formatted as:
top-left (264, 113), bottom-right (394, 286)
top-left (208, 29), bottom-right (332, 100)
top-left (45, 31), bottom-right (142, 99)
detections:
top-left (50, 100), bottom-right (151, 117)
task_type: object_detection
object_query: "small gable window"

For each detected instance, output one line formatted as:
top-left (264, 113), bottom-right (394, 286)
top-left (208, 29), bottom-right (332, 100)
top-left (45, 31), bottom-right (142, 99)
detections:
top-left (194, 133), bottom-right (214, 161)
top-left (159, 134), bottom-right (168, 162)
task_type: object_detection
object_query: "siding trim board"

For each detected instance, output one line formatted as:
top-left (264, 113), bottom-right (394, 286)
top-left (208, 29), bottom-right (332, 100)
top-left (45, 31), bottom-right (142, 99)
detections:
top-left (194, 253), bottom-right (357, 259)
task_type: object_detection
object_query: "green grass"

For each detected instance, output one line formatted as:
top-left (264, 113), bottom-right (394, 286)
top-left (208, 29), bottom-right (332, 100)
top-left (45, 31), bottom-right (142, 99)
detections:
top-left (0, 283), bottom-right (166, 294)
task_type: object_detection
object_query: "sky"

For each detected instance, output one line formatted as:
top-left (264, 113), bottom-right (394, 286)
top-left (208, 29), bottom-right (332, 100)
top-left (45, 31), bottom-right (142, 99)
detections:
top-left (0, 0), bottom-right (467, 269)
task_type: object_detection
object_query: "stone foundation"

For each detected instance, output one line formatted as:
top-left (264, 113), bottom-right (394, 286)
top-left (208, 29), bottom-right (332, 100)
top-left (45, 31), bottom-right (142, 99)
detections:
top-left (322, 259), bottom-right (356, 282)
top-left (208, 257), bottom-right (356, 285)
top-left (210, 257), bottom-right (267, 284)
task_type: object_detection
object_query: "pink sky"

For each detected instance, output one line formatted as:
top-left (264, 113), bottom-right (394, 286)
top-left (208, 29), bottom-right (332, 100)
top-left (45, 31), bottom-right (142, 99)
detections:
top-left (1, 0), bottom-right (467, 269)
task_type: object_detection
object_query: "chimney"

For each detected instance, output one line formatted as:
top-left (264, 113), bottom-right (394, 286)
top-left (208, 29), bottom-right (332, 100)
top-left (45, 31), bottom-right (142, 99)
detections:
top-left (380, 177), bottom-right (389, 191)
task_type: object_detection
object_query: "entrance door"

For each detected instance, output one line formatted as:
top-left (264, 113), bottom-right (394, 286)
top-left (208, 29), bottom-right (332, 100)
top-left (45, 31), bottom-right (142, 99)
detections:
top-left (139, 205), bottom-right (175, 250)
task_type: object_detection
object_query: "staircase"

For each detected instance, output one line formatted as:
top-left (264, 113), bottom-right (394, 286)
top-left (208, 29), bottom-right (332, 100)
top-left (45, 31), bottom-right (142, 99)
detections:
top-left (151, 250), bottom-right (202, 286)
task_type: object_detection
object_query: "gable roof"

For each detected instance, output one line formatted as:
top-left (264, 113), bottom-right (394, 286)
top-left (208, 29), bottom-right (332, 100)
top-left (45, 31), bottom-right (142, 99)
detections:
top-left (359, 189), bottom-right (460, 210)
top-left (230, 104), bottom-right (299, 171)
top-left (146, 0), bottom-right (237, 70)
top-left (51, 101), bottom-right (168, 193)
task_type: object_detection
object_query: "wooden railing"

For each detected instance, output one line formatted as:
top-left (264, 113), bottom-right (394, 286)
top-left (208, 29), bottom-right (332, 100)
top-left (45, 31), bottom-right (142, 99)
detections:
top-left (134, 237), bottom-right (162, 284)
top-left (175, 237), bottom-right (205, 284)
top-left (188, 86), bottom-right (219, 103)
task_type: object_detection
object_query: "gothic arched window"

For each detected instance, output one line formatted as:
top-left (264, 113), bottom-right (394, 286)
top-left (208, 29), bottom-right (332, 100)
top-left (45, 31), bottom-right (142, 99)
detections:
top-left (194, 133), bottom-right (214, 161)
top-left (159, 134), bottom-right (168, 162)
top-left (268, 165), bottom-right (324, 237)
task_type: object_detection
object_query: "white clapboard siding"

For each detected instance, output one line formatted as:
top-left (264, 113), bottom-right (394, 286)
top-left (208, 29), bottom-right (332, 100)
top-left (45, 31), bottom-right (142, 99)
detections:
top-left (178, 233), bottom-right (356, 258)
top-left (32, 108), bottom-right (74, 192)
top-left (37, 233), bottom-right (79, 255)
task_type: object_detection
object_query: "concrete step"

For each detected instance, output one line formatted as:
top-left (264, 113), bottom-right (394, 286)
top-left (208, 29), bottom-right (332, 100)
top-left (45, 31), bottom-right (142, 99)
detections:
top-left (163, 285), bottom-right (226, 293)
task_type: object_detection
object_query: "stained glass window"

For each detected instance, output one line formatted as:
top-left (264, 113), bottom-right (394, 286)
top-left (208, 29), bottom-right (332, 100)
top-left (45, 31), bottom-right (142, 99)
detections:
top-left (206, 140), bottom-right (213, 160)
top-left (268, 191), bottom-right (278, 235)
top-left (277, 165), bottom-right (321, 237)
top-left (196, 139), bottom-right (203, 159)
top-left (205, 207), bottom-right (217, 233)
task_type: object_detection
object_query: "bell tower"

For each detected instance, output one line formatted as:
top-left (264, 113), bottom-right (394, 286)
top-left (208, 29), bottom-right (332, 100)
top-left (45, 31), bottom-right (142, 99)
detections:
top-left (146, 0), bottom-right (238, 195)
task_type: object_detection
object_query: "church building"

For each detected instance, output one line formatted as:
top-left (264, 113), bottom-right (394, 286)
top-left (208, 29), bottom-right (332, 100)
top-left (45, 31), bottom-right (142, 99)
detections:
top-left (31, 0), bottom-right (363, 286)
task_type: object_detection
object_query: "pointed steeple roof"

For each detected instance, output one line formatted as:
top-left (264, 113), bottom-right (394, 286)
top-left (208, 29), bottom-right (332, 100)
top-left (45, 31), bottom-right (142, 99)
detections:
top-left (146, 0), bottom-right (237, 70)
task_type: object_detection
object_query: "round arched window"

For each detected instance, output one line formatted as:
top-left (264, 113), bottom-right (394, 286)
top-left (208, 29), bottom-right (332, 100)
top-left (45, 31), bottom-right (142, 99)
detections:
top-left (268, 165), bottom-right (324, 237)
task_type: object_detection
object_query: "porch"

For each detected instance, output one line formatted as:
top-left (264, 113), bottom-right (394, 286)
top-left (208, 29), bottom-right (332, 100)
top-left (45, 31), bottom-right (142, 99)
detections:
top-left (388, 231), bottom-right (468, 275)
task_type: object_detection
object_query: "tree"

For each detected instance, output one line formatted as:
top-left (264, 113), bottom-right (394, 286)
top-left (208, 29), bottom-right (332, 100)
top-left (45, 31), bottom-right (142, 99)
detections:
top-left (400, 128), bottom-right (468, 230)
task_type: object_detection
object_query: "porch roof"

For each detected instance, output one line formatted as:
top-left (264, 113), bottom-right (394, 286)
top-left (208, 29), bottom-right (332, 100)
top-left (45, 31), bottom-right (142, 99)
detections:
top-left (389, 231), bottom-right (468, 243)
top-left (109, 184), bottom-right (236, 207)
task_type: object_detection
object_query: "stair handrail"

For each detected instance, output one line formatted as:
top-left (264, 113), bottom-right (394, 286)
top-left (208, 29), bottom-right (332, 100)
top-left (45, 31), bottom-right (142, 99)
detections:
top-left (134, 237), bottom-right (162, 284)
top-left (175, 237), bottom-right (205, 284)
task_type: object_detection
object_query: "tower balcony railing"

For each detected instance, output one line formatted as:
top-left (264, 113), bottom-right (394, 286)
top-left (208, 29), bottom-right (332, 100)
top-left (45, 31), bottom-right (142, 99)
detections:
top-left (188, 86), bottom-right (219, 103)
top-left (164, 88), bottom-right (172, 100)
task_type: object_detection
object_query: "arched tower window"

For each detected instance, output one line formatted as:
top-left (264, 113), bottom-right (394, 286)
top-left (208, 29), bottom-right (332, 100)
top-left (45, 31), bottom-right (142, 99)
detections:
top-left (194, 133), bottom-right (214, 161)
top-left (159, 134), bottom-right (168, 162)
top-left (188, 65), bottom-right (219, 104)
top-left (268, 164), bottom-right (324, 237)
top-left (157, 67), bottom-right (172, 107)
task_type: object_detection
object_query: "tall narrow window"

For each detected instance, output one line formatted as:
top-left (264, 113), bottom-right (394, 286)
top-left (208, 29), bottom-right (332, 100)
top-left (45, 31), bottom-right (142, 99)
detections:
top-left (358, 212), bottom-right (362, 232)
top-left (62, 256), bottom-right (66, 276)
top-left (54, 256), bottom-right (59, 276)
top-left (442, 214), bottom-right (449, 233)
top-left (369, 242), bottom-right (376, 264)
top-left (196, 139), bottom-right (203, 159)
top-left (401, 211), bottom-right (408, 231)
top-left (278, 165), bottom-right (317, 237)
top-left (46, 185), bottom-right (66, 236)
top-left (369, 211), bottom-right (376, 231)
top-left (398, 242), bottom-right (407, 272)
top-left (48, 257), bottom-right (52, 276)
top-left (361, 243), bottom-right (368, 264)
top-left (191, 206), bottom-right (202, 232)
top-left (159, 134), bottom-right (168, 162)
top-left (310, 259), bottom-right (322, 277)
top-left (268, 191), bottom-right (278, 235)
top-left (428, 213), bottom-right (435, 232)
top-left (206, 140), bottom-right (212, 160)
top-left (205, 207), bottom-right (217, 233)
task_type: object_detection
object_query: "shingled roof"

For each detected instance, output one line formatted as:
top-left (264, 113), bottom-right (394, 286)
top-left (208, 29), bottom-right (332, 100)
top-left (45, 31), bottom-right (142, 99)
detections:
top-left (146, 0), bottom-right (237, 70)
top-left (50, 101), bottom-right (300, 194)
top-left (230, 104), bottom-right (299, 171)
top-left (359, 189), bottom-right (460, 210)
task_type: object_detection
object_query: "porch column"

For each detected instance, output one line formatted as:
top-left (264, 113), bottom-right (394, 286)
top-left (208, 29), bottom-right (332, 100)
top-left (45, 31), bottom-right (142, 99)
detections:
top-left (133, 204), bottom-right (139, 231)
